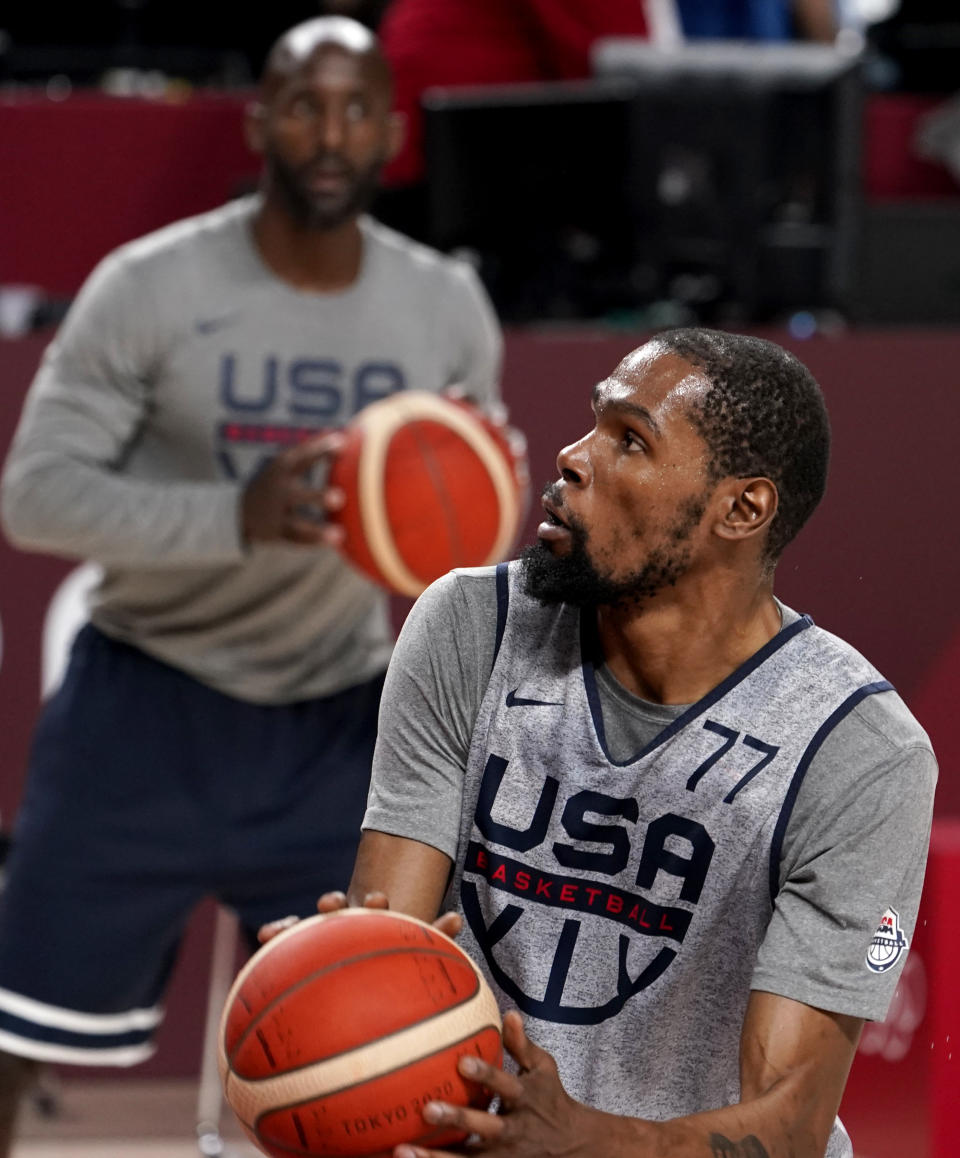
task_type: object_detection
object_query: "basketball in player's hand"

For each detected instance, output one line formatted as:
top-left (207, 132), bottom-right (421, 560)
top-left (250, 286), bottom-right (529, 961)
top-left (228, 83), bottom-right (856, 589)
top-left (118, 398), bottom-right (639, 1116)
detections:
top-left (327, 390), bottom-right (528, 596)
top-left (219, 908), bottom-right (503, 1158)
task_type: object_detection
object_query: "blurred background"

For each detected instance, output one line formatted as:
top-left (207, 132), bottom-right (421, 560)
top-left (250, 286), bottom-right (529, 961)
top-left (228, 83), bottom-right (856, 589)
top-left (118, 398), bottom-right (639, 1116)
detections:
top-left (4, 0), bottom-right (960, 330)
top-left (1, 1), bottom-right (959, 1156)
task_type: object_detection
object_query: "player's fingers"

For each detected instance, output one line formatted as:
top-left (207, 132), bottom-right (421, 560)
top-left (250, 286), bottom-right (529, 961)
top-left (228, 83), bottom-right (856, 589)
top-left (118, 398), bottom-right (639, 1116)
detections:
top-left (487, 400), bottom-right (509, 427)
top-left (419, 1100), bottom-right (507, 1142)
top-left (360, 892), bottom-right (391, 909)
top-left (257, 915), bottom-right (300, 943)
top-left (283, 431), bottom-right (347, 472)
top-left (315, 891), bottom-right (388, 914)
top-left (281, 491), bottom-right (345, 544)
top-left (395, 1147), bottom-right (461, 1158)
top-left (315, 892), bottom-right (348, 913)
top-left (432, 911), bottom-right (462, 939)
top-left (457, 1053), bottom-right (523, 1103)
top-left (282, 516), bottom-right (333, 546)
top-left (506, 426), bottom-right (528, 463)
top-left (501, 1010), bottom-right (540, 1074)
top-left (282, 515), bottom-right (345, 548)
top-left (323, 485), bottom-right (346, 512)
top-left (317, 523), bottom-right (346, 547)
top-left (285, 481), bottom-right (335, 510)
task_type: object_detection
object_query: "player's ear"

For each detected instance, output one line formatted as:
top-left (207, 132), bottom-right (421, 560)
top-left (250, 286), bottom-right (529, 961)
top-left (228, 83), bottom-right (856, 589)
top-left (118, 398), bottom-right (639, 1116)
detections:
top-left (713, 477), bottom-right (778, 543)
top-left (245, 101), bottom-right (267, 155)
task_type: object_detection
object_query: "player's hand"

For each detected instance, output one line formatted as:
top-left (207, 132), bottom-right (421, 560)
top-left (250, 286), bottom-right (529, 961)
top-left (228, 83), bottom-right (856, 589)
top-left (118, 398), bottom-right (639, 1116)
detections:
top-left (396, 1011), bottom-right (605, 1158)
top-left (257, 890), bottom-right (462, 944)
top-left (241, 432), bottom-right (347, 547)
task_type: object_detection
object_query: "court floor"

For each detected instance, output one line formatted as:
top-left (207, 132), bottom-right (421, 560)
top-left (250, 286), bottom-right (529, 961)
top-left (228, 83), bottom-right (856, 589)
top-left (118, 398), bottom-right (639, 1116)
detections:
top-left (12, 1077), bottom-right (260, 1158)
top-left (10, 1074), bottom-right (887, 1158)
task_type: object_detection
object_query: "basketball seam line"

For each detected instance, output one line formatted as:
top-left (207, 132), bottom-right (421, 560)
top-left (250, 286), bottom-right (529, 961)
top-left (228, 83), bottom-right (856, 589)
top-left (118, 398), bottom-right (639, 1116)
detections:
top-left (406, 420), bottom-right (461, 564)
top-left (227, 946), bottom-right (480, 1072)
top-left (356, 393), bottom-right (519, 596)
top-left (252, 1022), bottom-right (503, 1125)
top-left (223, 990), bottom-right (502, 1129)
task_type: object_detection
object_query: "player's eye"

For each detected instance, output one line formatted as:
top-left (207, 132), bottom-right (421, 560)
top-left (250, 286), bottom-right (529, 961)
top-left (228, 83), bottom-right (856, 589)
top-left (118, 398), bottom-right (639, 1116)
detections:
top-left (286, 94), bottom-right (318, 120)
top-left (622, 429), bottom-right (647, 452)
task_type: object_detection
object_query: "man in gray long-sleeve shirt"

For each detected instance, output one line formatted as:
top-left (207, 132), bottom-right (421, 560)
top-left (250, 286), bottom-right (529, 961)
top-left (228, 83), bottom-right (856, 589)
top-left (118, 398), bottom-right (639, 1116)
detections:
top-left (0, 15), bottom-right (501, 1149)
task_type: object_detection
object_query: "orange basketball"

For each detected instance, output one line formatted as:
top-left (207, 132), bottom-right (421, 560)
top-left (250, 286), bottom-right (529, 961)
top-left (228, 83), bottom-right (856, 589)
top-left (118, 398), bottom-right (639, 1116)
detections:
top-left (218, 909), bottom-right (503, 1158)
top-left (327, 391), bottom-right (528, 597)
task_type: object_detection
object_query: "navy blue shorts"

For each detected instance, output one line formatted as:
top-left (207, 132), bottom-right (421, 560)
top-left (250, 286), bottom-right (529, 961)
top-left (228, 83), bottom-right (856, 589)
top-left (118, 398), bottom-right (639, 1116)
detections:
top-left (0, 625), bottom-right (384, 1065)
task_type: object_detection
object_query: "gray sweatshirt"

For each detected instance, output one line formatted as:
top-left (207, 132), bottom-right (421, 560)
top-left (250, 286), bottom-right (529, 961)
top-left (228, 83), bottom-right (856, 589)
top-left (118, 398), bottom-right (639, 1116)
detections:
top-left (1, 197), bottom-right (502, 702)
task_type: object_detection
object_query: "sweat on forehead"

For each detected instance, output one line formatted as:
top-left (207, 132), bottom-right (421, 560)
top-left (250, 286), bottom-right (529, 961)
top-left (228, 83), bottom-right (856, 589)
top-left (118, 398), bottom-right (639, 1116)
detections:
top-left (615, 340), bottom-right (701, 380)
top-left (604, 344), bottom-right (711, 408)
top-left (262, 17), bottom-right (388, 86)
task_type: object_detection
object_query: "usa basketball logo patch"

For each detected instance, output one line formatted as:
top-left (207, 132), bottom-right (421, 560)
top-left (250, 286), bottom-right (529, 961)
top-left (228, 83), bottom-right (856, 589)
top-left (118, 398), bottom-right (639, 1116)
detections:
top-left (866, 907), bottom-right (909, 973)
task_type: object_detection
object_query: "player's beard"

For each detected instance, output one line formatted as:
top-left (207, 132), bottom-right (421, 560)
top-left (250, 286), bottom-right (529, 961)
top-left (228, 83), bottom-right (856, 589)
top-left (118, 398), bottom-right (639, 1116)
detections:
top-left (519, 488), bottom-right (707, 610)
top-left (266, 146), bottom-right (386, 231)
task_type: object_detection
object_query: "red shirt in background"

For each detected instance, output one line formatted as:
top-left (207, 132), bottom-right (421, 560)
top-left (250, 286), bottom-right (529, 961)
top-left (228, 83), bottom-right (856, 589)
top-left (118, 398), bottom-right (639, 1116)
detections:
top-left (380, 0), bottom-right (650, 184)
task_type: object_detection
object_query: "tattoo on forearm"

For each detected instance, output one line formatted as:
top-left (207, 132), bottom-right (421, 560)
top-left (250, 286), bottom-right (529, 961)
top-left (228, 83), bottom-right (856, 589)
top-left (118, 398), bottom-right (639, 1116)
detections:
top-left (708, 1133), bottom-right (770, 1158)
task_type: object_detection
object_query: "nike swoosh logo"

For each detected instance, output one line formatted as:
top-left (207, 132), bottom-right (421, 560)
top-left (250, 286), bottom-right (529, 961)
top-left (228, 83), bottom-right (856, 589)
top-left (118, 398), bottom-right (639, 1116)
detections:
top-left (506, 688), bottom-right (562, 708)
top-left (194, 314), bottom-right (238, 335)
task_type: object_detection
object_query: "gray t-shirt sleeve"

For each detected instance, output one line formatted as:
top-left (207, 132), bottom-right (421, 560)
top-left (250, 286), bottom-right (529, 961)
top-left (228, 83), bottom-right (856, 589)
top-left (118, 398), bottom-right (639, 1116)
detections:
top-left (752, 695), bottom-right (936, 1021)
top-left (363, 568), bottom-right (495, 858)
top-left (438, 264), bottom-right (503, 410)
top-left (1, 248), bottom-right (244, 567)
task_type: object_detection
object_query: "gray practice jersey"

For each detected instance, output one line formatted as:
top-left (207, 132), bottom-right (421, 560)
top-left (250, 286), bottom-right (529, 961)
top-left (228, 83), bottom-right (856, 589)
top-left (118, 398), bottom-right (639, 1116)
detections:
top-left (1, 197), bottom-right (502, 703)
top-left (365, 565), bottom-right (936, 1156)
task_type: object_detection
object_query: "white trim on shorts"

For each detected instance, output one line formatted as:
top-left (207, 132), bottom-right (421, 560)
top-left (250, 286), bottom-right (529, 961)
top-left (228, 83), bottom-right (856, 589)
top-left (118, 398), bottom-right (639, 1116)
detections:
top-left (0, 1028), bottom-right (155, 1067)
top-left (0, 985), bottom-right (163, 1034)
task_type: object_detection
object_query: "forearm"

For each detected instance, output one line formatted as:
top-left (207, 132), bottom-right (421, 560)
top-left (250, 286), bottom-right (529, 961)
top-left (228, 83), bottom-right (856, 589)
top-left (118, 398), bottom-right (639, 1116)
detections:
top-left (1, 454), bottom-right (244, 567)
top-left (598, 1085), bottom-right (830, 1158)
top-left (347, 831), bottom-right (454, 924)
top-left (4, 330), bottom-right (246, 566)
top-left (593, 994), bottom-right (859, 1158)
top-left (419, 993), bottom-right (859, 1158)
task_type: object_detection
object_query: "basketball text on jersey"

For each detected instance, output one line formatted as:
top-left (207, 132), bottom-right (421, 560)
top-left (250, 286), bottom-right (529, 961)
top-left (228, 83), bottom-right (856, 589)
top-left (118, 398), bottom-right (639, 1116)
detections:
top-left (216, 354), bottom-right (407, 482)
top-left (866, 907), bottom-right (909, 973)
top-left (459, 734), bottom-right (754, 1024)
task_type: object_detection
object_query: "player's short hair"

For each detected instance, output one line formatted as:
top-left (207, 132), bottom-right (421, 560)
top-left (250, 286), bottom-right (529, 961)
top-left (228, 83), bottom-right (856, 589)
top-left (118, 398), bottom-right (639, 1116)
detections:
top-left (262, 17), bottom-right (393, 99)
top-left (655, 328), bottom-right (830, 562)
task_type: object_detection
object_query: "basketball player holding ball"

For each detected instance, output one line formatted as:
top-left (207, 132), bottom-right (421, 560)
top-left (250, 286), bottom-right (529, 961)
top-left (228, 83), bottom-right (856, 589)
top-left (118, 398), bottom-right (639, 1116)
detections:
top-left (305, 331), bottom-right (936, 1158)
top-left (0, 16), bottom-right (504, 1153)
